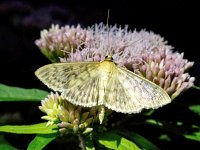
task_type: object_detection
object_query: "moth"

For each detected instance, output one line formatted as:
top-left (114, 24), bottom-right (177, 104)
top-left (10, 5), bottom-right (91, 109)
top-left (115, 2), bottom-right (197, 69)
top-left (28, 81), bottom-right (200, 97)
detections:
top-left (35, 55), bottom-right (171, 113)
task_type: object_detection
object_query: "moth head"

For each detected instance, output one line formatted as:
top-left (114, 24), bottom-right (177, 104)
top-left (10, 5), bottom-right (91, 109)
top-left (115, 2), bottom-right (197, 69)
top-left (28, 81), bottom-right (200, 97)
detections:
top-left (105, 55), bottom-right (113, 62)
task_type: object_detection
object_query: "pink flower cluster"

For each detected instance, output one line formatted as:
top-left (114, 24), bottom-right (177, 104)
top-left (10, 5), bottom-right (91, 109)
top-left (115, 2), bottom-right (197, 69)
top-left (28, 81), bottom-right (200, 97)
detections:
top-left (35, 23), bottom-right (195, 99)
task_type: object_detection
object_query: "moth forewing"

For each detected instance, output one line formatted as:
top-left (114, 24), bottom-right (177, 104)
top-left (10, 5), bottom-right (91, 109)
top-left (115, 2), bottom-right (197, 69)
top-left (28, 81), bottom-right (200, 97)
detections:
top-left (35, 57), bottom-right (171, 113)
top-left (118, 67), bottom-right (171, 110)
top-left (35, 62), bottom-right (100, 93)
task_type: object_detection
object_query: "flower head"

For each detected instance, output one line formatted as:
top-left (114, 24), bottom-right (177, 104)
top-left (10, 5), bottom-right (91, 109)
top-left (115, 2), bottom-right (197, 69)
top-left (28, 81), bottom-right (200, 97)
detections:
top-left (36, 23), bottom-right (195, 104)
top-left (39, 92), bottom-right (111, 135)
top-left (131, 48), bottom-right (195, 99)
top-left (35, 24), bottom-right (91, 62)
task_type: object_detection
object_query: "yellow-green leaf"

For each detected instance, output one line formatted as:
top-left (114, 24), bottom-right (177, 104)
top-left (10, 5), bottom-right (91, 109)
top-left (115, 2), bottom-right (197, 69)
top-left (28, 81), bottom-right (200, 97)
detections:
top-left (0, 122), bottom-right (58, 134)
top-left (0, 83), bottom-right (48, 102)
top-left (95, 132), bottom-right (140, 150)
top-left (118, 130), bottom-right (160, 150)
top-left (27, 134), bottom-right (58, 150)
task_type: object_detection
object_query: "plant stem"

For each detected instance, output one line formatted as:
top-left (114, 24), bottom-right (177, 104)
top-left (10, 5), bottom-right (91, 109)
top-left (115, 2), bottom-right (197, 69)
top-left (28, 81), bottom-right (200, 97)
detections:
top-left (78, 134), bottom-right (86, 150)
top-left (193, 85), bottom-right (200, 90)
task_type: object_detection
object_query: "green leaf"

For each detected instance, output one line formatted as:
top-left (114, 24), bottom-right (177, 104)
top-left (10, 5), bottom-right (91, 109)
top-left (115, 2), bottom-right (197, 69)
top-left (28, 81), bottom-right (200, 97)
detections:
top-left (189, 105), bottom-right (200, 116)
top-left (0, 134), bottom-right (18, 150)
top-left (27, 133), bottom-right (58, 150)
top-left (95, 132), bottom-right (140, 150)
top-left (0, 83), bottom-right (48, 102)
top-left (184, 131), bottom-right (200, 142)
top-left (0, 122), bottom-right (58, 134)
top-left (85, 135), bottom-right (95, 150)
top-left (118, 130), bottom-right (160, 150)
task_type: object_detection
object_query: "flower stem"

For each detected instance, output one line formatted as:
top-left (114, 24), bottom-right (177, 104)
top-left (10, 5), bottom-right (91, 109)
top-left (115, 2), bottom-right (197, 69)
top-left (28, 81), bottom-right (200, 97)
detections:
top-left (78, 134), bottom-right (86, 150)
top-left (193, 85), bottom-right (200, 90)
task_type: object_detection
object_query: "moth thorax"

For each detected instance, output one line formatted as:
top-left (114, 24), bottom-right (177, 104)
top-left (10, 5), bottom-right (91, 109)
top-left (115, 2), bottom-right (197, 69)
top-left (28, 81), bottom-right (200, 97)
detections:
top-left (100, 60), bottom-right (116, 80)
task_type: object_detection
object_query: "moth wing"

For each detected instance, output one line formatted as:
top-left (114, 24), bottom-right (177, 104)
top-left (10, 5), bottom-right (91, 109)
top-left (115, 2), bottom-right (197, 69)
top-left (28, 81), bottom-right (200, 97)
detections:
top-left (35, 62), bottom-right (101, 107)
top-left (104, 67), bottom-right (171, 113)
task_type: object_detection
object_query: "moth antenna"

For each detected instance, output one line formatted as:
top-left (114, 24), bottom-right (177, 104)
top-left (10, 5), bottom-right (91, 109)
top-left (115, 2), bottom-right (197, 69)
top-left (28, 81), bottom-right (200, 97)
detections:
top-left (106, 9), bottom-right (111, 56)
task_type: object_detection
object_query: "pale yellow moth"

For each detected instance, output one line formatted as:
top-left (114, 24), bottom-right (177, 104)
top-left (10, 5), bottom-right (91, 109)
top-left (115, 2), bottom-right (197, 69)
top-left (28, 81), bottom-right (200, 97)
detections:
top-left (35, 55), bottom-right (171, 114)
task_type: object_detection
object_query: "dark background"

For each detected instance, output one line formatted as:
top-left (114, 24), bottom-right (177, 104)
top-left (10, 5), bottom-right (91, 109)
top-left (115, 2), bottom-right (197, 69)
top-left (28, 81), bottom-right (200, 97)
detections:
top-left (0, 0), bottom-right (200, 149)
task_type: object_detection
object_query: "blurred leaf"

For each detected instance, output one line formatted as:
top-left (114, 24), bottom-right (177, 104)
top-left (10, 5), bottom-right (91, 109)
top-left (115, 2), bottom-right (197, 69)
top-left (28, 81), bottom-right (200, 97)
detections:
top-left (27, 133), bottom-right (58, 150)
top-left (0, 144), bottom-right (18, 150)
top-left (0, 134), bottom-right (18, 150)
top-left (118, 130), bottom-right (160, 150)
top-left (158, 134), bottom-right (171, 142)
top-left (176, 122), bottom-right (183, 126)
top-left (145, 119), bottom-right (163, 126)
top-left (85, 135), bottom-right (95, 150)
top-left (0, 122), bottom-right (58, 134)
top-left (145, 119), bottom-right (200, 143)
top-left (0, 83), bottom-right (48, 102)
top-left (184, 131), bottom-right (200, 142)
top-left (142, 109), bottom-right (155, 116)
top-left (95, 132), bottom-right (140, 150)
top-left (189, 105), bottom-right (200, 116)
top-left (193, 85), bottom-right (200, 90)
top-left (184, 126), bottom-right (200, 142)
top-left (145, 119), bottom-right (187, 135)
